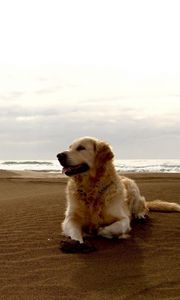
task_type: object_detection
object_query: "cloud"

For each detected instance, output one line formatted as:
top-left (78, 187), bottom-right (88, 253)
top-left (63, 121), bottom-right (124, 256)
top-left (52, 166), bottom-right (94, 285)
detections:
top-left (0, 91), bottom-right (25, 102)
top-left (0, 93), bottom-right (180, 159)
top-left (34, 84), bottom-right (64, 95)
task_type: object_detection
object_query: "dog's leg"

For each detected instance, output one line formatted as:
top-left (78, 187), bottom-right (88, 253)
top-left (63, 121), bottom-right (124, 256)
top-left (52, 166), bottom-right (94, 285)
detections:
top-left (62, 217), bottom-right (83, 243)
top-left (133, 196), bottom-right (149, 219)
top-left (98, 217), bottom-right (131, 239)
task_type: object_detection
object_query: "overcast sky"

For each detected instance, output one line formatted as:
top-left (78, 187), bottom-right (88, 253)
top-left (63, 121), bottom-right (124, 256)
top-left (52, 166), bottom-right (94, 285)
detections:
top-left (0, 0), bottom-right (180, 159)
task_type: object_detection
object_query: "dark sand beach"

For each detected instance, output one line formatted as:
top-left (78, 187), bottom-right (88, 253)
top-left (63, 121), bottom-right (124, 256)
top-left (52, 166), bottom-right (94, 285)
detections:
top-left (0, 171), bottom-right (180, 300)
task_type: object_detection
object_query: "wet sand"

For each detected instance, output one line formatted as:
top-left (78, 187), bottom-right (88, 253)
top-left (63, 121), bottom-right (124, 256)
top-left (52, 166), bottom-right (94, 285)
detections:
top-left (0, 171), bottom-right (180, 300)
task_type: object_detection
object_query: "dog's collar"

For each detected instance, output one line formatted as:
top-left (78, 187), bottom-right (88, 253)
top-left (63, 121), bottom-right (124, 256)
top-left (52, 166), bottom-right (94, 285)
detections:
top-left (77, 181), bottom-right (114, 197)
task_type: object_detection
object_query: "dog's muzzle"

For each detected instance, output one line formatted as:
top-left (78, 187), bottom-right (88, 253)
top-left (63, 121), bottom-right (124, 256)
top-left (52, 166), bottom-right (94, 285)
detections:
top-left (57, 152), bottom-right (89, 176)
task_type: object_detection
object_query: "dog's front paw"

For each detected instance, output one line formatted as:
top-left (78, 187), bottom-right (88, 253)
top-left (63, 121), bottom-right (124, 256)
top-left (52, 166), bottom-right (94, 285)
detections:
top-left (98, 227), bottom-right (114, 239)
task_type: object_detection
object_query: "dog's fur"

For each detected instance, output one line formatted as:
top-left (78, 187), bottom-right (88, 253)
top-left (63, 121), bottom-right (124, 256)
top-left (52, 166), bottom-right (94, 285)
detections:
top-left (57, 137), bottom-right (180, 243)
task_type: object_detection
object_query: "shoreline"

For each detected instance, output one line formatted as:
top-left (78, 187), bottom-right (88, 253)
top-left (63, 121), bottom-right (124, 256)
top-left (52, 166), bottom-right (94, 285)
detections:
top-left (1, 169), bottom-right (180, 178)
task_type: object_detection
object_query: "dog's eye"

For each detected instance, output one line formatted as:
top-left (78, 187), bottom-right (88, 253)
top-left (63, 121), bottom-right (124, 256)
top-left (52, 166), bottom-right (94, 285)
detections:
top-left (76, 145), bottom-right (86, 151)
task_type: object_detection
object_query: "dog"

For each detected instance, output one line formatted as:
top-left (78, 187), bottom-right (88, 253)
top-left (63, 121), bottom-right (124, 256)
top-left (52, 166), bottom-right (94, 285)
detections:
top-left (57, 137), bottom-right (180, 244)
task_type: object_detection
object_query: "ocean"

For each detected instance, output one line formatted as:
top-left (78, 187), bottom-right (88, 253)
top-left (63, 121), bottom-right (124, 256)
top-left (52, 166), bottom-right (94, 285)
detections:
top-left (1, 159), bottom-right (180, 173)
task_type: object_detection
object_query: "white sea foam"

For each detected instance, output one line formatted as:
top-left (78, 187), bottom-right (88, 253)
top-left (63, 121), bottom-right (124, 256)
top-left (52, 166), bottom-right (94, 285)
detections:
top-left (0, 159), bottom-right (180, 173)
top-left (114, 159), bottom-right (180, 173)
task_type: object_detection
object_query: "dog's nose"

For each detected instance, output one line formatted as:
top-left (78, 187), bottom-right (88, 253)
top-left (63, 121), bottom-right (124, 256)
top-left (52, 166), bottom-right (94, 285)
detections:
top-left (57, 152), bottom-right (67, 164)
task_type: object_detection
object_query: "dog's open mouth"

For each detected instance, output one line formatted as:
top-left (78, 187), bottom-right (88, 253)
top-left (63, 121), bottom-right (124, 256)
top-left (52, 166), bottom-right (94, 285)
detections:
top-left (62, 163), bottom-right (89, 176)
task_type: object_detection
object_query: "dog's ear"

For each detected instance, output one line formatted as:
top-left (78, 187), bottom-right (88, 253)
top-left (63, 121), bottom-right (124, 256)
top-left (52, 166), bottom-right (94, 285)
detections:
top-left (95, 141), bottom-right (114, 163)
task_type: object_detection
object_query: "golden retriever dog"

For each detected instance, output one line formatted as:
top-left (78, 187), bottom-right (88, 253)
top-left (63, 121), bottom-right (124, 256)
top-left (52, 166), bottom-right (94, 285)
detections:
top-left (57, 137), bottom-right (180, 244)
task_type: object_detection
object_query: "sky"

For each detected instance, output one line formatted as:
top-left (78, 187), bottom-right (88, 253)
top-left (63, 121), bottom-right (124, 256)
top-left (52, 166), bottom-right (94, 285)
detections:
top-left (0, 0), bottom-right (180, 159)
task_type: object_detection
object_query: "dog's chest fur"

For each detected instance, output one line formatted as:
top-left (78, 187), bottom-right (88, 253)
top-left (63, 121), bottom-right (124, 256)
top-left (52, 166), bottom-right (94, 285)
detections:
top-left (67, 177), bottom-right (119, 233)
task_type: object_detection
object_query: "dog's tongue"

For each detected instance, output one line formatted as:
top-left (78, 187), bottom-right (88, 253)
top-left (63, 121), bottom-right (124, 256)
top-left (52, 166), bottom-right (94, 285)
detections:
top-left (62, 167), bottom-right (70, 174)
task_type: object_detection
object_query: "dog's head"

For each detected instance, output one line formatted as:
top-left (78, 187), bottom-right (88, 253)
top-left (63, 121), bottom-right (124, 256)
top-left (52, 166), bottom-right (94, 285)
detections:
top-left (57, 137), bottom-right (114, 177)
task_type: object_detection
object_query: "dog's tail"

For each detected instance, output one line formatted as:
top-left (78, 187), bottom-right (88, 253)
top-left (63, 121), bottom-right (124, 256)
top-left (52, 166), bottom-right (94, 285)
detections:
top-left (147, 200), bottom-right (180, 212)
